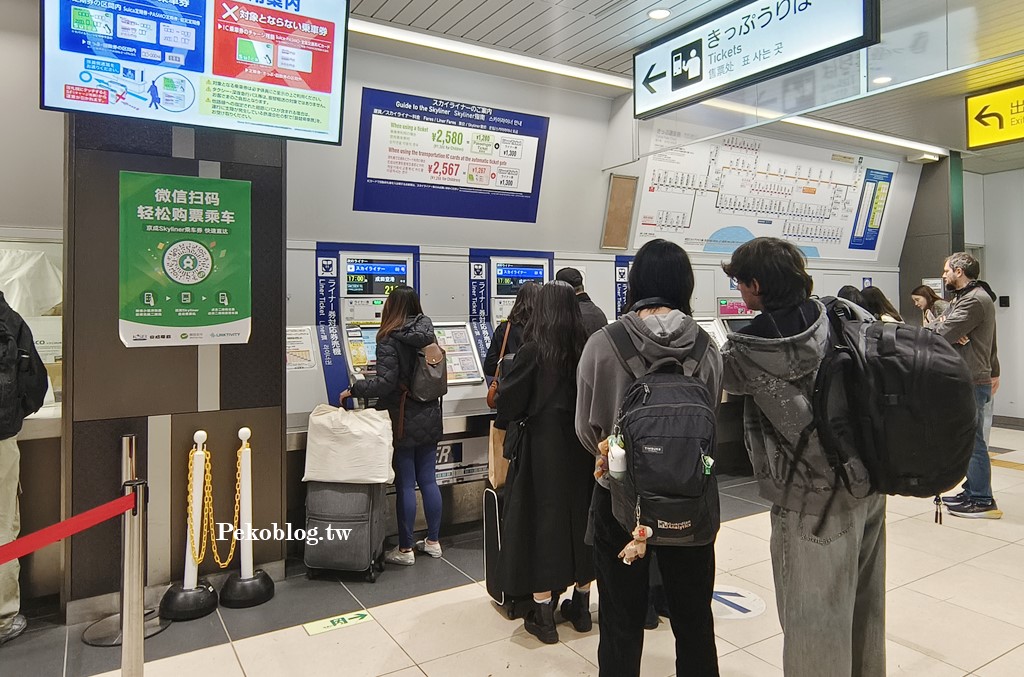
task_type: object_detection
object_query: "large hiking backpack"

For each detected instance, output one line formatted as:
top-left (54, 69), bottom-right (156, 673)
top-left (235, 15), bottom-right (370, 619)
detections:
top-left (813, 297), bottom-right (975, 498)
top-left (408, 342), bottom-right (448, 402)
top-left (604, 322), bottom-right (720, 546)
top-left (0, 312), bottom-right (48, 439)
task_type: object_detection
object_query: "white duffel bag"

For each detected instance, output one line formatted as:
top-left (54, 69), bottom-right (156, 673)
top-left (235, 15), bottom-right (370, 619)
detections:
top-left (303, 404), bottom-right (394, 484)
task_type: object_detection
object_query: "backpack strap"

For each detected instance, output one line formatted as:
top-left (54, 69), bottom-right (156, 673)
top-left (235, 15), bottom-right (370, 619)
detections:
top-left (605, 321), bottom-right (712, 380)
top-left (604, 322), bottom-right (645, 380)
top-left (684, 329), bottom-right (710, 378)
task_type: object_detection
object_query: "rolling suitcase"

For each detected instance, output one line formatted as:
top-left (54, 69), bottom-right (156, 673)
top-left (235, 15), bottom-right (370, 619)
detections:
top-left (304, 481), bottom-right (387, 583)
top-left (482, 484), bottom-right (532, 619)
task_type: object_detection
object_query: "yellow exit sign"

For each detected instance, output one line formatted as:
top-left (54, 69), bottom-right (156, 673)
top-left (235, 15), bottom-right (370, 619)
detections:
top-left (966, 82), bottom-right (1024, 150)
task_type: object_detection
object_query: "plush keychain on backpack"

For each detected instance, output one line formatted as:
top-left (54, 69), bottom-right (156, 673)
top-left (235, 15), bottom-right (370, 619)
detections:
top-left (618, 525), bottom-right (653, 565)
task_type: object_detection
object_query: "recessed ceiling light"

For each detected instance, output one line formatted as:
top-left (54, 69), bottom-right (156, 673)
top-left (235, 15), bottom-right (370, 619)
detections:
top-left (648, 9), bottom-right (672, 20)
top-left (872, 76), bottom-right (893, 85)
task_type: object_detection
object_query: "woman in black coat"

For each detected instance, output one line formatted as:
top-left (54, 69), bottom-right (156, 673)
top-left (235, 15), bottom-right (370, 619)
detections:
top-left (483, 281), bottom-right (540, 377)
top-left (342, 286), bottom-right (443, 567)
top-left (495, 281), bottom-right (595, 645)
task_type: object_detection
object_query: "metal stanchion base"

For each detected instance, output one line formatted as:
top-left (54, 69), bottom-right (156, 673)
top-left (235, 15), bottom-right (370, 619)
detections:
top-left (158, 580), bottom-right (218, 621)
top-left (220, 570), bottom-right (275, 608)
top-left (81, 609), bottom-right (171, 647)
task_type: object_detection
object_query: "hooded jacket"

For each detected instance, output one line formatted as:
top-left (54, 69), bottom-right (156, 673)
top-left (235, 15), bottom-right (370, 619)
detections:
top-left (720, 298), bottom-right (871, 515)
top-left (575, 310), bottom-right (723, 490)
top-left (350, 314), bottom-right (443, 448)
top-left (925, 281), bottom-right (998, 384)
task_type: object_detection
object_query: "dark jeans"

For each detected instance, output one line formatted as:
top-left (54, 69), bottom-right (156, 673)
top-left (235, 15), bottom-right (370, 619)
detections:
top-left (393, 444), bottom-right (442, 549)
top-left (592, 486), bottom-right (719, 677)
top-left (963, 383), bottom-right (994, 504)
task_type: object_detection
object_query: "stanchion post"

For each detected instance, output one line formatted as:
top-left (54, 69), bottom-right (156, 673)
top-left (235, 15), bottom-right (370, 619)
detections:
top-left (158, 430), bottom-right (219, 621)
top-left (183, 431), bottom-right (206, 591)
top-left (219, 427), bottom-right (274, 608)
top-left (82, 438), bottom-right (170, 648)
top-left (121, 480), bottom-right (147, 677)
top-left (239, 427), bottom-right (254, 580)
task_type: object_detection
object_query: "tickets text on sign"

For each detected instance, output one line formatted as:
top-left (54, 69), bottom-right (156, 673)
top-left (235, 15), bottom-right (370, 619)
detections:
top-left (633, 0), bottom-right (878, 118)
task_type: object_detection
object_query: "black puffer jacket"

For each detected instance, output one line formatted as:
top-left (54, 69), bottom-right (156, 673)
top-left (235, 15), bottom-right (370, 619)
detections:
top-left (350, 314), bottom-right (443, 449)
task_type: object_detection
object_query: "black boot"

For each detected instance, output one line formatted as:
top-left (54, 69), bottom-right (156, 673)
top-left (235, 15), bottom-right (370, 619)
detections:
top-left (559, 588), bottom-right (593, 633)
top-left (524, 599), bottom-right (558, 644)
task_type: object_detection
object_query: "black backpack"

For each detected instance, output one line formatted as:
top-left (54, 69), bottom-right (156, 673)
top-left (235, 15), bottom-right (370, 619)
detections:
top-left (0, 311), bottom-right (48, 439)
top-left (813, 297), bottom-right (975, 499)
top-left (605, 322), bottom-right (720, 546)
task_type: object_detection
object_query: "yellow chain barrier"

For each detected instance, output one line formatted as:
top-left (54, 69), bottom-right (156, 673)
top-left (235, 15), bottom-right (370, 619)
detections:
top-left (186, 443), bottom-right (243, 569)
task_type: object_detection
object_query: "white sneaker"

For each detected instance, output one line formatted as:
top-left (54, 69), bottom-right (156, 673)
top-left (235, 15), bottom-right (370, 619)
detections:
top-left (385, 547), bottom-right (415, 566)
top-left (416, 539), bottom-right (443, 558)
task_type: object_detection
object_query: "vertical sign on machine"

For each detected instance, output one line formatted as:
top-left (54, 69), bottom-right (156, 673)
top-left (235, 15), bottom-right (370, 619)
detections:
top-left (314, 245), bottom-right (349, 401)
top-left (614, 255), bottom-right (633, 319)
top-left (118, 171), bottom-right (251, 347)
top-left (468, 252), bottom-right (492, 362)
top-left (314, 242), bottom-right (420, 404)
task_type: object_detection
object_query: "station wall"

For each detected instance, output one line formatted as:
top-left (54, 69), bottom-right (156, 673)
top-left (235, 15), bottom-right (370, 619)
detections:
top-left (0, 0), bottom-right (63, 234)
top-left (966, 170), bottom-right (1023, 420)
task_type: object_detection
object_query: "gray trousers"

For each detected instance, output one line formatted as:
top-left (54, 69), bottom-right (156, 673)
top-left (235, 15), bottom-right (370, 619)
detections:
top-left (771, 493), bottom-right (886, 677)
top-left (0, 436), bottom-right (19, 629)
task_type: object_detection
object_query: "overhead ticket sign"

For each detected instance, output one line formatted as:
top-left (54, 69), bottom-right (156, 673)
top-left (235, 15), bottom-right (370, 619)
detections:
top-left (633, 0), bottom-right (880, 119)
top-left (966, 82), bottom-right (1024, 150)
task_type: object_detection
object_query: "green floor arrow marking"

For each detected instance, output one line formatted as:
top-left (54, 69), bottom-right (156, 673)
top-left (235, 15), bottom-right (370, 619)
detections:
top-left (303, 610), bottom-right (374, 636)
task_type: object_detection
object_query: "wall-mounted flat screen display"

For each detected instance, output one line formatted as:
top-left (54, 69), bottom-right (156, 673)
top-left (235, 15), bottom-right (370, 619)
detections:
top-left (346, 259), bottom-right (408, 296)
top-left (494, 264), bottom-right (545, 297)
top-left (41, 0), bottom-right (349, 144)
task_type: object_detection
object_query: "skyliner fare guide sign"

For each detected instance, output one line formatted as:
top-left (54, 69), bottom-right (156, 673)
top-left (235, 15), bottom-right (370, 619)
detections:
top-left (633, 0), bottom-right (880, 119)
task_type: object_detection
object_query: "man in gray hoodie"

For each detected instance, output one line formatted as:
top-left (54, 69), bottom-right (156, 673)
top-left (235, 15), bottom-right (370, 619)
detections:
top-left (576, 239), bottom-right (722, 677)
top-left (720, 238), bottom-right (886, 677)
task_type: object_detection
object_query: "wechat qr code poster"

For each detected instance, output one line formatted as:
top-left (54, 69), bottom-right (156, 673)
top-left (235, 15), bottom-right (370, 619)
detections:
top-left (119, 171), bottom-right (251, 347)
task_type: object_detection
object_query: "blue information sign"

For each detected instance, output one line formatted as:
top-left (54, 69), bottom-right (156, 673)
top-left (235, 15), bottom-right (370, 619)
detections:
top-left (354, 88), bottom-right (550, 223)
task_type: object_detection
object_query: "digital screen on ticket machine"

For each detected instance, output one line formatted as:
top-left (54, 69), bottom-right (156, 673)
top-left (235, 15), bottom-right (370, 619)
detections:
top-left (491, 259), bottom-right (547, 327)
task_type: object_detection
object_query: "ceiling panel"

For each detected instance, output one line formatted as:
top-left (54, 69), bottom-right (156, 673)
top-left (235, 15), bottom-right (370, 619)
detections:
top-left (459, 1), bottom-right (534, 41)
top-left (349, 0), bottom-right (1024, 174)
top-left (810, 52), bottom-right (1024, 174)
top-left (375, 0), bottom-right (419, 22)
top-left (390, 0), bottom-right (438, 25)
top-left (429, 1), bottom-right (492, 33)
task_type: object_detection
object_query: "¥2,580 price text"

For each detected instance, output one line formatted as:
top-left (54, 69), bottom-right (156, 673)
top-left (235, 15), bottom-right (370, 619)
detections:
top-left (431, 130), bottom-right (464, 145)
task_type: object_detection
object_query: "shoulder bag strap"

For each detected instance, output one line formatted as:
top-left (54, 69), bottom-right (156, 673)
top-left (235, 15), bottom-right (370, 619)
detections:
top-left (494, 323), bottom-right (512, 378)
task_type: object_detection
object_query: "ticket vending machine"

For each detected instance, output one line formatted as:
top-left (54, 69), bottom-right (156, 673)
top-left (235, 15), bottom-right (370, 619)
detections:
top-left (467, 248), bottom-right (552, 362)
top-left (694, 317), bottom-right (729, 351)
top-left (340, 252), bottom-right (415, 328)
top-left (490, 258), bottom-right (549, 327)
top-left (717, 297), bottom-right (758, 336)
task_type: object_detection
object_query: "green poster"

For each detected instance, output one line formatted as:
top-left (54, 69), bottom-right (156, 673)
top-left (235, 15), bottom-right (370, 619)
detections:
top-left (119, 171), bottom-right (251, 347)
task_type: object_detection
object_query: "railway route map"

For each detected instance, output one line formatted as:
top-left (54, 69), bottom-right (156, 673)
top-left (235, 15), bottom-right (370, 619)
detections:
top-left (633, 129), bottom-right (899, 261)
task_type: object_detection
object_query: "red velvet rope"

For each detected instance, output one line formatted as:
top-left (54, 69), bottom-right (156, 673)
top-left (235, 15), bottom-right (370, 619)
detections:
top-left (0, 493), bottom-right (137, 566)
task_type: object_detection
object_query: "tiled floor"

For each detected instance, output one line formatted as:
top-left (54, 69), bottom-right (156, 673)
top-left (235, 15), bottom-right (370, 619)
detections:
top-left (5, 428), bottom-right (1024, 676)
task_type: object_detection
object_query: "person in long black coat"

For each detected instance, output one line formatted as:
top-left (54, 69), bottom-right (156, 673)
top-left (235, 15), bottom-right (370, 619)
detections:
top-left (495, 281), bottom-right (595, 645)
top-left (342, 286), bottom-right (443, 567)
top-left (483, 281), bottom-right (540, 377)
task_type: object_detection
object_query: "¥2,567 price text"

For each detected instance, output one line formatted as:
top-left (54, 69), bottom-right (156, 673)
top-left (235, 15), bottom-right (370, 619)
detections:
top-left (427, 161), bottom-right (461, 177)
